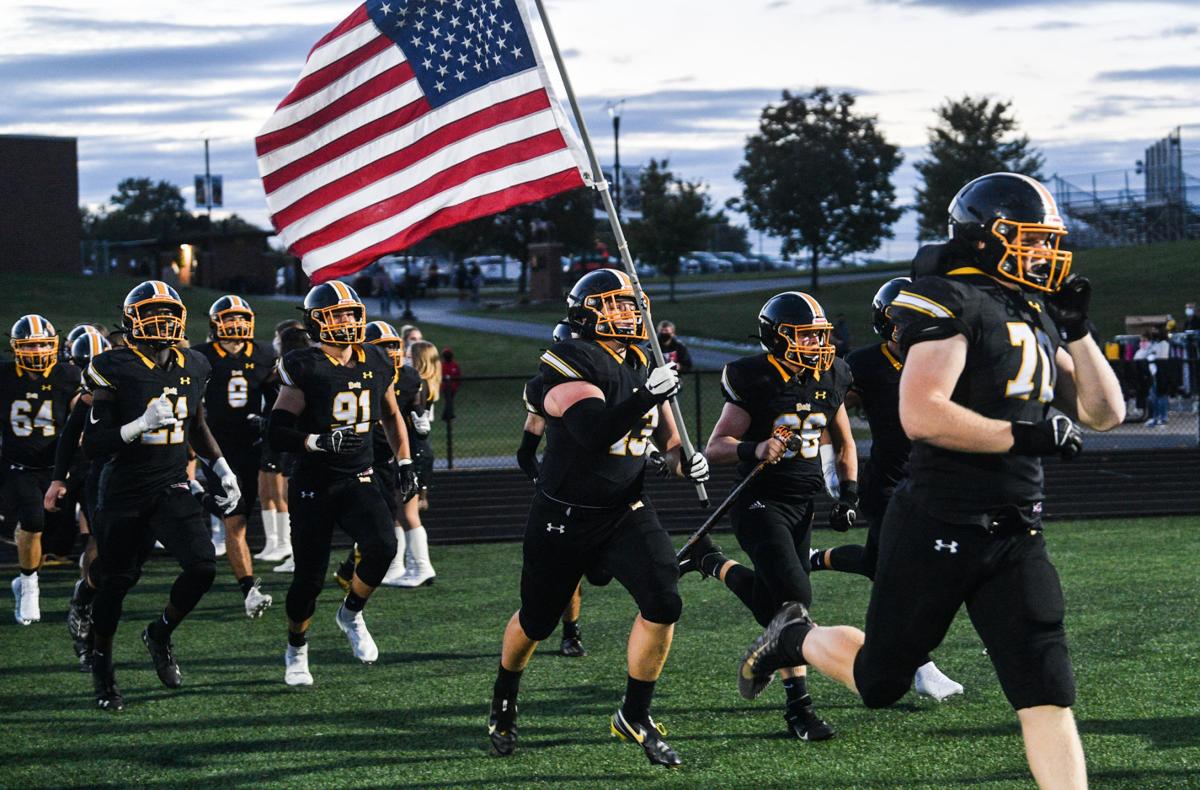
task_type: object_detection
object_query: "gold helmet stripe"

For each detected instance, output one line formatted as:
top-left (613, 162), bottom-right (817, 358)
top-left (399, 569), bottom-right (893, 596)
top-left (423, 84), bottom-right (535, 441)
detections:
top-left (151, 280), bottom-right (170, 297)
top-left (28, 315), bottom-right (42, 335)
top-left (90, 332), bottom-right (103, 356)
top-left (330, 281), bottom-right (352, 301)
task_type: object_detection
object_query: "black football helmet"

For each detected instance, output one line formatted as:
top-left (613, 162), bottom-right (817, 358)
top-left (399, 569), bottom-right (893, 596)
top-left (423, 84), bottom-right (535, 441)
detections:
top-left (301, 280), bottom-right (366, 345)
top-left (871, 277), bottom-right (912, 340)
top-left (9, 314), bottom-right (59, 374)
top-left (552, 320), bottom-right (573, 343)
top-left (69, 329), bottom-right (111, 369)
top-left (758, 292), bottom-right (834, 377)
top-left (948, 172), bottom-right (1072, 293)
top-left (365, 320), bottom-right (403, 367)
top-left (208, 295), bottom-right (255, 341)
top-left (122, 280), bottom-right (187, 347)
top-left (566, 269), bottom-right (647, 343)
top-left (63, 324), bottom-right (101, 360)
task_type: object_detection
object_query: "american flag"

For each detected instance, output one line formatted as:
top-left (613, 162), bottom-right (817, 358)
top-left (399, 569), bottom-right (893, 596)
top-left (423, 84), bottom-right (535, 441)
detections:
top-left (257, 0), bottom-right (589, 283)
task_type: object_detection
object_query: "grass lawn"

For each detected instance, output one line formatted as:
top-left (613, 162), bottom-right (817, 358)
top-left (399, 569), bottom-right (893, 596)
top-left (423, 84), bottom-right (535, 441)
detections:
top-left (466, 240), bottom-right (1200, 349)
top-left (1, 516), bottom-right (1196, 788)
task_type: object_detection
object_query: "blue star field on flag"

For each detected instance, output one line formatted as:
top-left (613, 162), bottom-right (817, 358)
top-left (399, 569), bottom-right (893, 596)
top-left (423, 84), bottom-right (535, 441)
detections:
top-left (366, 0), bottom-right (537, 108)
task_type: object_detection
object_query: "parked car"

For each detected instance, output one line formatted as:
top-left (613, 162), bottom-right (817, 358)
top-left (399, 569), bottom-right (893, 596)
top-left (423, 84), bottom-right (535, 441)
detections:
top-left (685, 251), bottom-right (732, 274)
top-left (713, 251), bottom-right (759, 272)
top-left (464, 254), bottom-right (520, 283)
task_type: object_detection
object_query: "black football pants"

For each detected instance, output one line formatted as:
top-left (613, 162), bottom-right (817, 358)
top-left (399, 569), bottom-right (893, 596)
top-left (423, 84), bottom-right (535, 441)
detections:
top-left (90, 486), bottom-right (216, 639)
top-left (853, 484), bottom-right (1075, 711)
top-left (726, 496), bottom-right (815, 627)
top-left (285, 471), bottom-right (397, 624)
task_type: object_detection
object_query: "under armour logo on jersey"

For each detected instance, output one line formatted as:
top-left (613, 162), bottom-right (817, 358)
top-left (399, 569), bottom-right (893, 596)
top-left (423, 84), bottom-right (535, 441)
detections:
top-left (933, 539), bottom-right (959, 554)
top-left (363, 371), bottom-right (373, 379)
top-left (300, 490), bottom-right (315, 499)
top-left (245, 363), bottom-right (255, 370)
top-left (40, 384), bottom-right (52, 391)
top-left (814, 390), bottom-right (827, 400)
top-left (179, 377), bottom-right (191, 385)
top-left (545, 523), bottom-right (566, 534)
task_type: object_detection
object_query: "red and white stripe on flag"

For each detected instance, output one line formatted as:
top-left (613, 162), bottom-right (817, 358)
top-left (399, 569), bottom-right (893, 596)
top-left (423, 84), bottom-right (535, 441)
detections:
top-left (256, 0), bottom-right (589, 284)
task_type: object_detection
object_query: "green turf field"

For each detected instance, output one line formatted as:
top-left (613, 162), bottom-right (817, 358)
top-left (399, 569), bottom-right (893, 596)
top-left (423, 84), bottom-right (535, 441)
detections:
top-left (1, 517), bottom-right (1196, 788)
top-left (467, 240), bottom-right (1200, 348)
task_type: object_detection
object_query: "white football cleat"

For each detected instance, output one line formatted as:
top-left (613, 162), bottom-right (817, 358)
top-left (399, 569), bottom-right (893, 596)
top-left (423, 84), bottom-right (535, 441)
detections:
top-left (272, 555), bottom-right (295, 573)
top-left (335, 603), bottom-right (378, 663)
top-left (914, 661), bottom-right (964, 701)
top-left (12, 574), bottom-right (40, 625)
top-left (284, 644), bottom-right (313, 686)
top-left (243, 580), bottom-right (273, 618)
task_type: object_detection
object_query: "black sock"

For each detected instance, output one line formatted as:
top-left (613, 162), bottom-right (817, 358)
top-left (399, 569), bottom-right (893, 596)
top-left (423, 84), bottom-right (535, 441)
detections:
top-left (782, 676), bottom-right (811, 710)
top-left (829, 545), bottom-right (870, 577)
top-left (343, 590), bottom-right (368, 613)
top-left (20, 566), bottom-right (36, 576)
top-left (723, 564), bottom-right (756, 611)
top-left (493, 664), bottom-right (522, 702)
top-left (150, 610), bottom-right (180, 640)
top-left (621, 676), bottom-right (656, 722)
top-left (288, 630), bottom-right (307, 648)
top-left (92, 648), bottom-right (113, 677)
top-left (238, 576), bottom-right (255, 597)
top-left (562, 619), bottom-right (580, 640)
top-left (809, 549), bottom-right (827, 571)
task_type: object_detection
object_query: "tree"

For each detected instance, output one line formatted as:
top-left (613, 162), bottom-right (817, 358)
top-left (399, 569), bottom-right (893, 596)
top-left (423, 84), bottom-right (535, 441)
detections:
top-left (625, 159), bottom-right (711, 302)
top-left (82, 178), bottom-right (206, 242)
top-left (733, 88), bottom-right (903, 290)
top-left (913, 96), bottom-right (1044, 240)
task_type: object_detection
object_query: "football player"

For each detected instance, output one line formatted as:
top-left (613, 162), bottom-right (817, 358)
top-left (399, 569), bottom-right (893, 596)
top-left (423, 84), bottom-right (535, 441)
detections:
top-left (517, 320), bottom-right (588, 658)
top-left (680, 291), bottom-right (858, 742)
top-left (46, 329), bottom-right (112, 669)
top-left (487, 269), bottom-right (709, 767)
top-left (266, 282), bottom-right (416, 686)
top-left (808, 278), bottom-right (963, 701)
top-left (4, 314), bottom-right (81, 625)
top-left (736, 173), bottom-right (1125, 790)
top-left (193, 296), bottom-right (277, 618)
top-left (82, 281), bottom-right (242, 711)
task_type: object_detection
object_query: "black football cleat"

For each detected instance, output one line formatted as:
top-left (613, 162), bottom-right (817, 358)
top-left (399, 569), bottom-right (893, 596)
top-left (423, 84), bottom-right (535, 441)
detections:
top-left (738, 601), bottom-right (813, 700)
top-left (560, 634), bottom-right (587, 658)
top-left (142, 625), bottom-right (183, 689)
top-left (93, 668), bottom-right (125, 712)
top-left (610, 708), bottom-right (681, 767)
top-left (785, 704), bottom-right (836, 741)
top-left (677, 534), bottom-right (726, 580)
top-left (488, 697), bottom-right (518, 757)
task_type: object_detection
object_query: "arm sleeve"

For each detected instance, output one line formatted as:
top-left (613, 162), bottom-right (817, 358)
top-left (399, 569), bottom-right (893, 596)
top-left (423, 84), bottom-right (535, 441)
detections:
top-left (268, 408), bottom-right (308, 453)
top-left (53, 398), bottom-right (89, 479)
top-left (560, 391), bottom-right (657, 453)
top-left (81, 391), bottom-right (126, 459)
top-left (516, 430), bottom-right (541, 481)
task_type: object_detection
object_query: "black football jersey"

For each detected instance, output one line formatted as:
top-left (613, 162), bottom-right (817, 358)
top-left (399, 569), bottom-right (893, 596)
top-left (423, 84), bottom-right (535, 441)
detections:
top-left (846, 342), bottom-right (909, 489)
top-left (522, 373), bottom-right (545, 419)
top-left (85, 346), bottom-right (211, 499)
top-left (721, 353), bottom-right (852, 502)
top-left (889, 267), bottom-right (1062, 521)
top-left (372, 364), bottom-right (423, 464)
top-left (0, 360), bottom-right (81, 468)
top-left (279, 344), bottom-right (396, 479)
top-left (537, 339), bottom-right (658, 508)
top-left (193, 340), bottom-right (276, 449)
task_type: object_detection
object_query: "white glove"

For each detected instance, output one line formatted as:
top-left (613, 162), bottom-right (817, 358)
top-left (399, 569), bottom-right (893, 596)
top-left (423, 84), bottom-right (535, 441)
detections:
top-left (682, 450), bottom-right (710, 483)
top-left (819, 443), bottom-right (840, 499)
top-left (120, 395), bottom-right (178, 443)
top-left (644, 363), bottom-right (680, 403)
top-left (411, 410), bottom-right (432, 436)
top-left (211, 457), bottom-right (242, 514)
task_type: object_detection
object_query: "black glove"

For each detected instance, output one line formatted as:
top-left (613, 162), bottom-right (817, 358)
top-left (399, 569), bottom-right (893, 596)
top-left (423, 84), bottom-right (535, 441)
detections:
top-left (829, 480), bottom-right (858, 532)
top-left (246, 413), bottom-right (267, 447)
top-left (1011, 415), bottom-right (1082, 460)
top-left (396, 458), bottom-right (419, 502)
top-left (1045, 275), bottom-right (1091, 343)
top-left (313, 429), bottom-right (365, 455)
top-left (647, 450), bottom-right (671, 478)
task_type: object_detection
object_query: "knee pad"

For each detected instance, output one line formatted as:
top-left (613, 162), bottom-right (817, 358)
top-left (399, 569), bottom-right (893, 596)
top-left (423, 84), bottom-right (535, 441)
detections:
top-left (854, 652), bottom-right (912, 709)
top-left (639, 590), bottom-right (682, 626)
top-left (353, 536), bottom-right (397, 588)
top-left (184, 559), bottom-right (217, 588)
top-left (517, 608), bottom-right (559, 643)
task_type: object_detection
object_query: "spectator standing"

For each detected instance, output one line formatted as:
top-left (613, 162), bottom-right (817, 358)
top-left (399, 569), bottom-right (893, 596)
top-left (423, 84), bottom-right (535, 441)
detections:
top-left (469, 262), bottom-right (483, 303)
top-left (656, 321), bottom-right (694, 373)
top-left (427, 262), bottom-right (440, 297)
top-left (454, 262), bottom-right (469, 301)
top-left (374, 268), bottom-right (394, 317)
top-left (400, 325), bottom-right (423, 364)
top-left (440, 348), bottom-right (461, 422)
top-left (1134, 330), bottom-right (1171, 426)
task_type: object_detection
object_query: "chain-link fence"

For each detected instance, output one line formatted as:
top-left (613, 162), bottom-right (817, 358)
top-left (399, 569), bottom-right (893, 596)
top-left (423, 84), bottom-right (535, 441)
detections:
top-left (427, 358), bottom-right (1200, 470)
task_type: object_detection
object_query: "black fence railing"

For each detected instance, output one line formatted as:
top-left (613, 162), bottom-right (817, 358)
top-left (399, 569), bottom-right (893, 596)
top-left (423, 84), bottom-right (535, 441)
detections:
top-left (427, 360), bottom-right (1200, 471)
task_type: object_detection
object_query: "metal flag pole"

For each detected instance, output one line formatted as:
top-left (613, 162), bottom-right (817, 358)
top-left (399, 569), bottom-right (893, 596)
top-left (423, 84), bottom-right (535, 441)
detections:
top-left (532, 0), bottom-right (708, 508)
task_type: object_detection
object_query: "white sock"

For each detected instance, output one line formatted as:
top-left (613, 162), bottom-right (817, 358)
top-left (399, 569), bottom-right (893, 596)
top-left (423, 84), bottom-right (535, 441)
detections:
top-left (394, 526), bottom-right (407, 566)
top-left (261, 509), bottom-right (278, 547)
top-left (407, 526), bottom-right (430, 570)
top-left (278, 511), bottom-right (292, 550)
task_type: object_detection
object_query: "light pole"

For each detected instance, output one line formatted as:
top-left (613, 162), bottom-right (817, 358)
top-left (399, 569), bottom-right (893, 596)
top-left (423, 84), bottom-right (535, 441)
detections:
top-left (607, 100), bottom-right (625, 219)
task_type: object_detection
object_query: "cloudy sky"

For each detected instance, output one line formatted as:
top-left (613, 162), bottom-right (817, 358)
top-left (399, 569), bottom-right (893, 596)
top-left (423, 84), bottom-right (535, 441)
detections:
top-left (2, 0), bottom-right (1197, 258)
